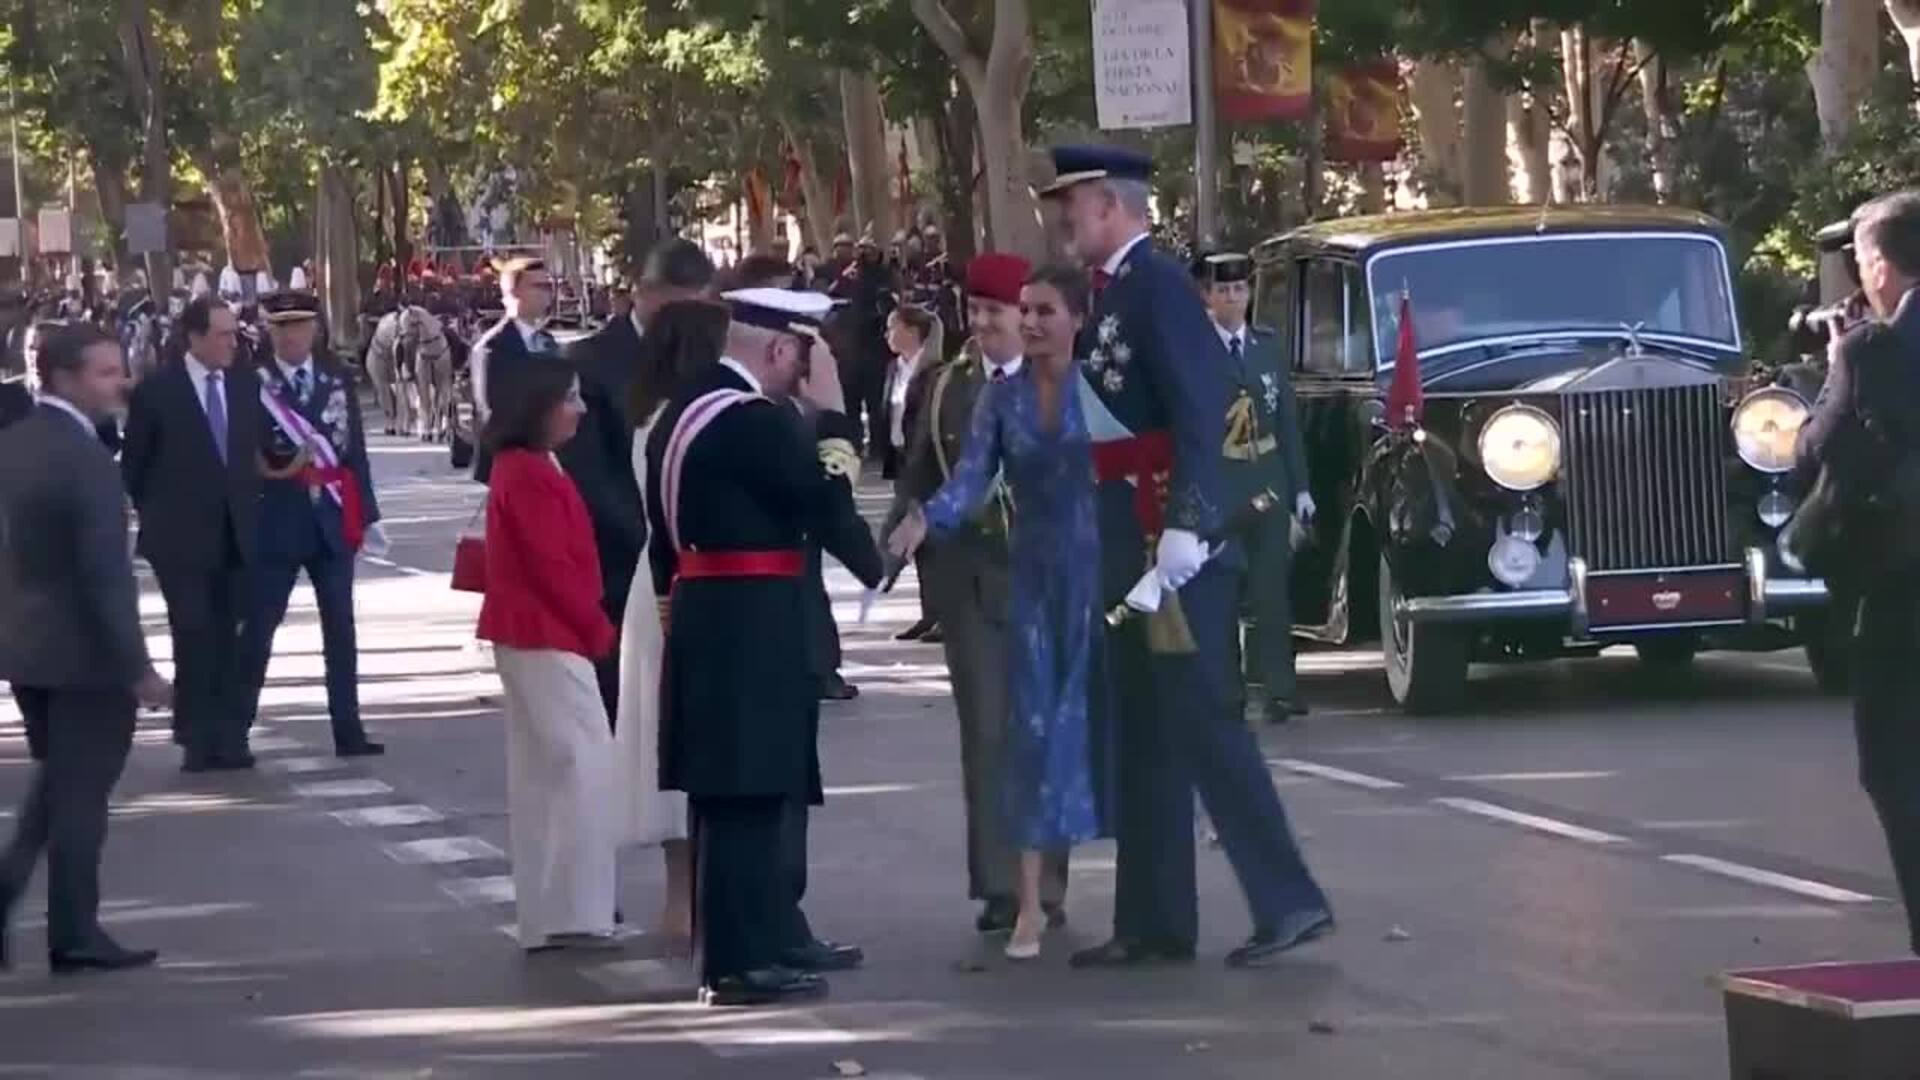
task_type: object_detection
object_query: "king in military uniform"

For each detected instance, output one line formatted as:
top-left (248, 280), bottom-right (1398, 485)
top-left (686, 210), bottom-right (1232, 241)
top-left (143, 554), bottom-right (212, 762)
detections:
top-left (1041, 146), bottom-right (1334, 970)
top-left (238, 291), bottom-right (384, 757)
top-left (1193, 252), bottom-right (1314, 723)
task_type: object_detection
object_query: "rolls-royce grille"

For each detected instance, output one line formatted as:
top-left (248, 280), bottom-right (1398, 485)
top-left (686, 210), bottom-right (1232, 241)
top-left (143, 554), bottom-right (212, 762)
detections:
top-left (1559, 384), bottom-right (1730, 571)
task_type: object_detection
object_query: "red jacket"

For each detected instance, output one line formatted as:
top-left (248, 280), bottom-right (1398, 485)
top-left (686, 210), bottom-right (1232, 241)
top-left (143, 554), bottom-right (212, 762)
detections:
top-left (476, 449), bottom-right (617, 659)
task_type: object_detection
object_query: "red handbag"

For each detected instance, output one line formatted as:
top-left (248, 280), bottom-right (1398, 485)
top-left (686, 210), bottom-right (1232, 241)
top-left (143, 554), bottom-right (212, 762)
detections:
top-left (451, 507), bottom-right (486, 593)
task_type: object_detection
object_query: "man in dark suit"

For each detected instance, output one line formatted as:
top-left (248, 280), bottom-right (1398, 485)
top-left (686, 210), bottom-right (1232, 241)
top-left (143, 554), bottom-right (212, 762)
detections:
top-left (0, 377), bottom-right (29, 429)
top-left (469, 257), bottom-right (560, 484)
top-left (122, 297), bottom-right (264, 772)
top-left (236, 292), bottom-right (384, 757)
top-left (1042, 146), bottom-right (1333, 971)
top-left (0, 323), bottom-right (171, 973)
top-left (561, 240), bottom-right (713, 720)
top-left (1195, 253), bottom-right (1314, 723)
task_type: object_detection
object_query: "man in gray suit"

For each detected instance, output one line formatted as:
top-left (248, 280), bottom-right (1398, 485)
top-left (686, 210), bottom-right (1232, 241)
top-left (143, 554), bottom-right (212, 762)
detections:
top-left (0, 323), bottom-right (172, 973)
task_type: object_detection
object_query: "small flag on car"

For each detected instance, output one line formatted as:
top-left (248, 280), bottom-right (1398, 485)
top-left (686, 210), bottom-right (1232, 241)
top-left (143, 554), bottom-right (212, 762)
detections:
top-left (1387, 289), bottom-right (1422, 429)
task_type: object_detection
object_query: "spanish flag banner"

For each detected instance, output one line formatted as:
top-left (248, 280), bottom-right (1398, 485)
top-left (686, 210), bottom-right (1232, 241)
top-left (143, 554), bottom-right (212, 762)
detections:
top-left (1325, 59), bottom-right (1403, 162)
top-left (1214, 0), bottom-right (1314, 124)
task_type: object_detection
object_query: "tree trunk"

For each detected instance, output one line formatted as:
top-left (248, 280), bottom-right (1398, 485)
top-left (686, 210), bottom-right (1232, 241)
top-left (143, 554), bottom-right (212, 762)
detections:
top-left (199, 151), bottom-right (271, 285)
top-left (913, 0), bottom-right (1040, 258)
top-left (390, 157), bottom-right (412, 267)
top-left (116, 0), bottom-right (172, 293)
top-left (780, 119), bottom-right (837, 254)
top-left (1461, 48), bottom-right (1510, 206)
top-left (1303, 83), bottom-right (1326, 219)
top-left (313, 162), bottom-right (360, 355)
top-left (1808, 0), bottom-right (1881, 150)
top-left (1409, 59), bottom-right (1463, 207)
top-left (1635, 41), bottom-right (1677, 202)
top-left (87, 148), bottom-right (132, 268)
top-left (1507, 91), bottom-right (1552, 204)
top-left (839, 69), bottom-right (897, 243)
top-left (1356, 162), bottom-right (1388, 213)
top-left (933, 81), bottom-right (979, 265)
top-left (1892, 0), bottom-right (1920, 119)
top-left (1561, 25), bottom-right (1599, 200)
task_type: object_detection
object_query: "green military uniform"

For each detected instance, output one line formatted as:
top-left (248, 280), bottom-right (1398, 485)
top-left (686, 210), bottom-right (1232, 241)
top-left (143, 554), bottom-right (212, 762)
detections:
top-left (1196, 254), bottom-right (1311, 721)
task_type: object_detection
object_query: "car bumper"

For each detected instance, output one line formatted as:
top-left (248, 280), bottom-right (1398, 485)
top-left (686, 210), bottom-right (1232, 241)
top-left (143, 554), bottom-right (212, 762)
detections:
top-left (1398, 549), bottom-right (1829, 633)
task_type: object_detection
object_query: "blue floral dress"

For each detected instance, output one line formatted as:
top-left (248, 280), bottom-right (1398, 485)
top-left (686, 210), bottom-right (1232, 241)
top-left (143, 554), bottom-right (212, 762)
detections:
top-left (925, 363), bottom-right (1111, 849)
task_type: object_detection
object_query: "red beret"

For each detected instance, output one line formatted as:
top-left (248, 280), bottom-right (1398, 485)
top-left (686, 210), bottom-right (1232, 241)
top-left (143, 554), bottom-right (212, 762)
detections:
top-left (967, 253), bottom-right (1030, 306)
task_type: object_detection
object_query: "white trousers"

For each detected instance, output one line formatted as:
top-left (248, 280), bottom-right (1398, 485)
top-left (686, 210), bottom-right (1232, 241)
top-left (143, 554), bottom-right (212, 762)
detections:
top-left (495, 645), bottom-right (618, 946)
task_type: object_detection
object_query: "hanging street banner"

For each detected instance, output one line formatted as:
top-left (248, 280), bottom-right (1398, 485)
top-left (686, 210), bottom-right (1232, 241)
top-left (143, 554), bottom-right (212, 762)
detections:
top-left (37, 208), bottom-right (72, 255)
top-left (1214, 0), bottom-right (1315, 124)
top-left (1326, 59), bottom-right (1403, 162)
top-left (124, 203), bottom-right (167, 255)
top-left (1092, 0), bottom-right (1192, 131)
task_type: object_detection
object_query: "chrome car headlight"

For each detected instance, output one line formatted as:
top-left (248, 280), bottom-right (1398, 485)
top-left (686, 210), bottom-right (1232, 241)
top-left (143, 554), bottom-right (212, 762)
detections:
top-left (1478, 404), bottom-right (1562, 492)
top-left (1731, 387), bottom-right (1808, 474)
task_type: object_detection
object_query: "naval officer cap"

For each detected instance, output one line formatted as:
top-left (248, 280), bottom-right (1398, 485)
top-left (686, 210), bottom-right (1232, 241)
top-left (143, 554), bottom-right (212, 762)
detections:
top-left (261, 290), bottom-right (321, 324)
top-left (722, 287), bottom-right (837, 338)
top-left (1038, 145), bottom-right (1154, 197)
top-left (1191, 252), bottom-right (1253, 285)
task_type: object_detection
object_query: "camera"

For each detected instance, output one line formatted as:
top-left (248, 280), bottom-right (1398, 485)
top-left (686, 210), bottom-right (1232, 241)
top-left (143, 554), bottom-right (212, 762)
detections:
top-left (1786, 218), bottom-right (1866, 355)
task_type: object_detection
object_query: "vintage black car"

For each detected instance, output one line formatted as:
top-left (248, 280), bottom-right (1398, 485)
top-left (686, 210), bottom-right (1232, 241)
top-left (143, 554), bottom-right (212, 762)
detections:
top-left (1251, 206), bottom-right (1834, 712)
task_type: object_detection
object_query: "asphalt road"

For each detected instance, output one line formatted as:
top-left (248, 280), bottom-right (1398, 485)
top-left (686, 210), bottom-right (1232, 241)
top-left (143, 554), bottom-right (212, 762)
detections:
top-left (0, 425), bottom-right (1905, 1079)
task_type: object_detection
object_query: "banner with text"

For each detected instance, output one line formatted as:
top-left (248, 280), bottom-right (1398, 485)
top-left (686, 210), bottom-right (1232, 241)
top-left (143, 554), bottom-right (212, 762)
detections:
top-left (1326, 60), bottom-right (1402, 162)
top-left (1093, 0), bottom-right (1192, 131)
top-left (1215, 0), bottom-right (1314, 124)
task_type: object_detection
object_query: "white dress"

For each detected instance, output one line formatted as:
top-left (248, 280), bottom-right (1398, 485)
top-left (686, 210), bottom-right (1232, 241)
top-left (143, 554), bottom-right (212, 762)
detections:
top-left (614, 419), bottom-right (689, 846)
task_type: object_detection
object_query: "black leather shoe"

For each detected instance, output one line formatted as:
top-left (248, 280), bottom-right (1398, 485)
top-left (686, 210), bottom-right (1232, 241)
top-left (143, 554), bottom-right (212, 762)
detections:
top-left (181, 752), bottom-right (218, 773)
top-left (781, 938), bottom-right (863, 972)
top-left (50, 942), bottom-right (159, 974)
top-left (700, 967), bottom-right (828, 1006)
top-left (1226, 908), bottom-right (1335, 968)
top-left (212, 749), bottom-right (256, 771)
top-left (975, 897), bottom-right (1017, 934)
top-left (0, 883), bottom-right (14, 971)
top-left (336, 740), bottom-right (386, 758)
top-left (895, 618), bottom-right (937, 642)
top-left (920, 626), bottom-right (945, 644)
top-left (819, 675), bottom-right (860, 702)
top-left (1068, 937), bottom-right (1196, 969)
top-left (1264, 697), bottom-right (1309, 724)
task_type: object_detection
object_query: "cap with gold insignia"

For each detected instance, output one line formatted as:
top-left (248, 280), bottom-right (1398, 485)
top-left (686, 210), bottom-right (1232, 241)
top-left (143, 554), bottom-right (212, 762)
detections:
top-left (1191, 252), bottom-right (1253, 285)
top-left (261, 290), bottom-right (321, 324)
top-left (722, 287), bottom-right (838, 339)
top-left (1038, 145), bottom-right (1154, 197)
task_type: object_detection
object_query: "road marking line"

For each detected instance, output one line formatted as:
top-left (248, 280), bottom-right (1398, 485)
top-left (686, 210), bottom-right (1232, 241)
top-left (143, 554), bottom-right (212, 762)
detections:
top-left (1432, 797), bottom-right (1629, 845)
top-left (261, 756), bottom-right (343, 775)
top-left (331, 804), bottom-right (446, 827)
top-left (1636, 819), bottom-right (1751, 831)
top-left (1447, 770), bottom-right (1617, 782)
top-left (1646, 904), bottom-right (1841, 920)
top-left (383, 836), bottom-right (504, 864)
top-left (292, 779), bottom-right (395, 798)
top-left (675, 1010), bottom-right (863, 1058)
top-left (441, 875), bottom-right (516, 905)
top-left (249, 735), bottom-right (302, 752)
top-left (1273, 758), bottom-right (1404, 790)
top-left (1660, 854), bottom-right (1877, 903)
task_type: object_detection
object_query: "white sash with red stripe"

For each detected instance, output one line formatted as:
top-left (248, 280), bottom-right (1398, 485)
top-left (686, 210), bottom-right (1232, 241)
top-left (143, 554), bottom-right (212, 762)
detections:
top-left (661, 389), bottom-right (757, 555)
top-left (259, 382), bottom-right (366, 549)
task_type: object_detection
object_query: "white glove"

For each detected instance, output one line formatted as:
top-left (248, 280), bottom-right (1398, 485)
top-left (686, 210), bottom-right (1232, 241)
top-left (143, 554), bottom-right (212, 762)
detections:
top-left (1295, 491), bottom-right (1317, 524)
top-left (1154, 528), bottom-right (1209, 590)
top-left (361, 521), bottom-right (392, 559)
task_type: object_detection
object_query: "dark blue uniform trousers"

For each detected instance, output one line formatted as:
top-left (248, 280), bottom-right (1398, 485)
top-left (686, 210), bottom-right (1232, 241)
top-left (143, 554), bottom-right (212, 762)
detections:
top-left (238, 522), bottom-right (367, 750)
top-left (1111, 563), bottom-right (1328, 946)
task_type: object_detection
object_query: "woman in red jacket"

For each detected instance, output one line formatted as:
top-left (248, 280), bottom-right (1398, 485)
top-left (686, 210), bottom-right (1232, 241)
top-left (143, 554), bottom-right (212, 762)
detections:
top-left (476, 361), bottom-right (624, 951)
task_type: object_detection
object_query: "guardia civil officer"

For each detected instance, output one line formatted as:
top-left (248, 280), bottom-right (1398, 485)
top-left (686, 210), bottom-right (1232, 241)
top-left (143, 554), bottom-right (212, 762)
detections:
top-left (644, 288), bottom-right (884, 1006)
top-left (1193, 253), bottom-right (1314, 723)
top-left (1041, 146), bottom-right (1333, 970)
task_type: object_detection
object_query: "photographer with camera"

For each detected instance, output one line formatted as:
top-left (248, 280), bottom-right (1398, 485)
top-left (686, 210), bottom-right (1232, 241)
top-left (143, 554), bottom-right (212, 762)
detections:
top-left (1798, 191), bottom-right (1920, 957)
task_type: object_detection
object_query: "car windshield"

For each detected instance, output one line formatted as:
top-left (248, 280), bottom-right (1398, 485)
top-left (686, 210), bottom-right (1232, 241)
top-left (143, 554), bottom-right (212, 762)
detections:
top-left (1367, 233), bottom-right (1739, 360)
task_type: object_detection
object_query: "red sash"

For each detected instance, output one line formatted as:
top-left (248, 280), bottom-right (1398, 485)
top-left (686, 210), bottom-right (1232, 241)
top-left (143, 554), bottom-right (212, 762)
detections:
top-left (677, 550), bottom-right (805, 580)
top-left (1090, 431), bottom-right (1174, 534)
top-left (259, 381), bottom-right (366, 551)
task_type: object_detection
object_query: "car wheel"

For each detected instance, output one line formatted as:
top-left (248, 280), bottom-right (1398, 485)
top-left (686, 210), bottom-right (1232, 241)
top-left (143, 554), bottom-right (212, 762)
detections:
top-left (1379, 555), bottom-right (1469, 713)
top-left (1633, 637), bottom-right (1699, 675)
top-left (1803, 605), bottom-right (1854, 695)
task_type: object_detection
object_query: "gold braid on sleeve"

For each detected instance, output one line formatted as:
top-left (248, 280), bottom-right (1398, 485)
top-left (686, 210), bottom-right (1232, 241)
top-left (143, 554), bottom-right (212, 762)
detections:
top-left (818, 437), bottom-right (859, 479)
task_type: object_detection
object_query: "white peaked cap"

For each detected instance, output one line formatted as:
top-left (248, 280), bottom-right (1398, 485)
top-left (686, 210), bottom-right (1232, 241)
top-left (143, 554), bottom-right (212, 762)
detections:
top-left (722, 287), bottom-right (838, 336)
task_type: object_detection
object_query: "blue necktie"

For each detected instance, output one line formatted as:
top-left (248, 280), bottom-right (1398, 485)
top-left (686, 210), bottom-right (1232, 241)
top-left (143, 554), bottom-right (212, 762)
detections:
top-left (205, 371), bottom-right (228, 462)
top-left (1229, 335), bottom-right (1244, 365)
top-left (293, 367), bottom-right (311, 404)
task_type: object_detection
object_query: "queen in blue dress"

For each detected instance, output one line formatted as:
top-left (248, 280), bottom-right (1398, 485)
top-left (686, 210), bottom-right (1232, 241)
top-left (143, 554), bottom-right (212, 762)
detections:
top-left (891, 263), bottom-right (1111, 961)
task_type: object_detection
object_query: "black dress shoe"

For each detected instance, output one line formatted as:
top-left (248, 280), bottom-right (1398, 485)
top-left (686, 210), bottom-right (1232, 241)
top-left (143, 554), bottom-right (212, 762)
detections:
top-left (1068, 937), bottom-right (1196, 969)
top-left (336, 740), bottom-right (386, 758)
top-left (701, 967), bottom-right (828, 1006)
top-left (1044, 903), bottom-right (1067, 930)
top-left (780, 938), bottom-right (864, 972)
top-left (212, 749), bottom-right (256, 771)
top-left (1264, 697), bottom-right (1309, 724)
top-left (50, 942), bottom-right (159, 974)
top-left (895, 617), bottom-right (937, 642)
top-left (1226, 908), bottom-right (1335, 968)
top-left (975, 897), bottom-right (1017, 934)
top-left (819, 675), bottom-right (860, 702)
top-left (920, 626), bottom-right (945, 644)
top-left (0, 884), bottom-right (14, 971)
